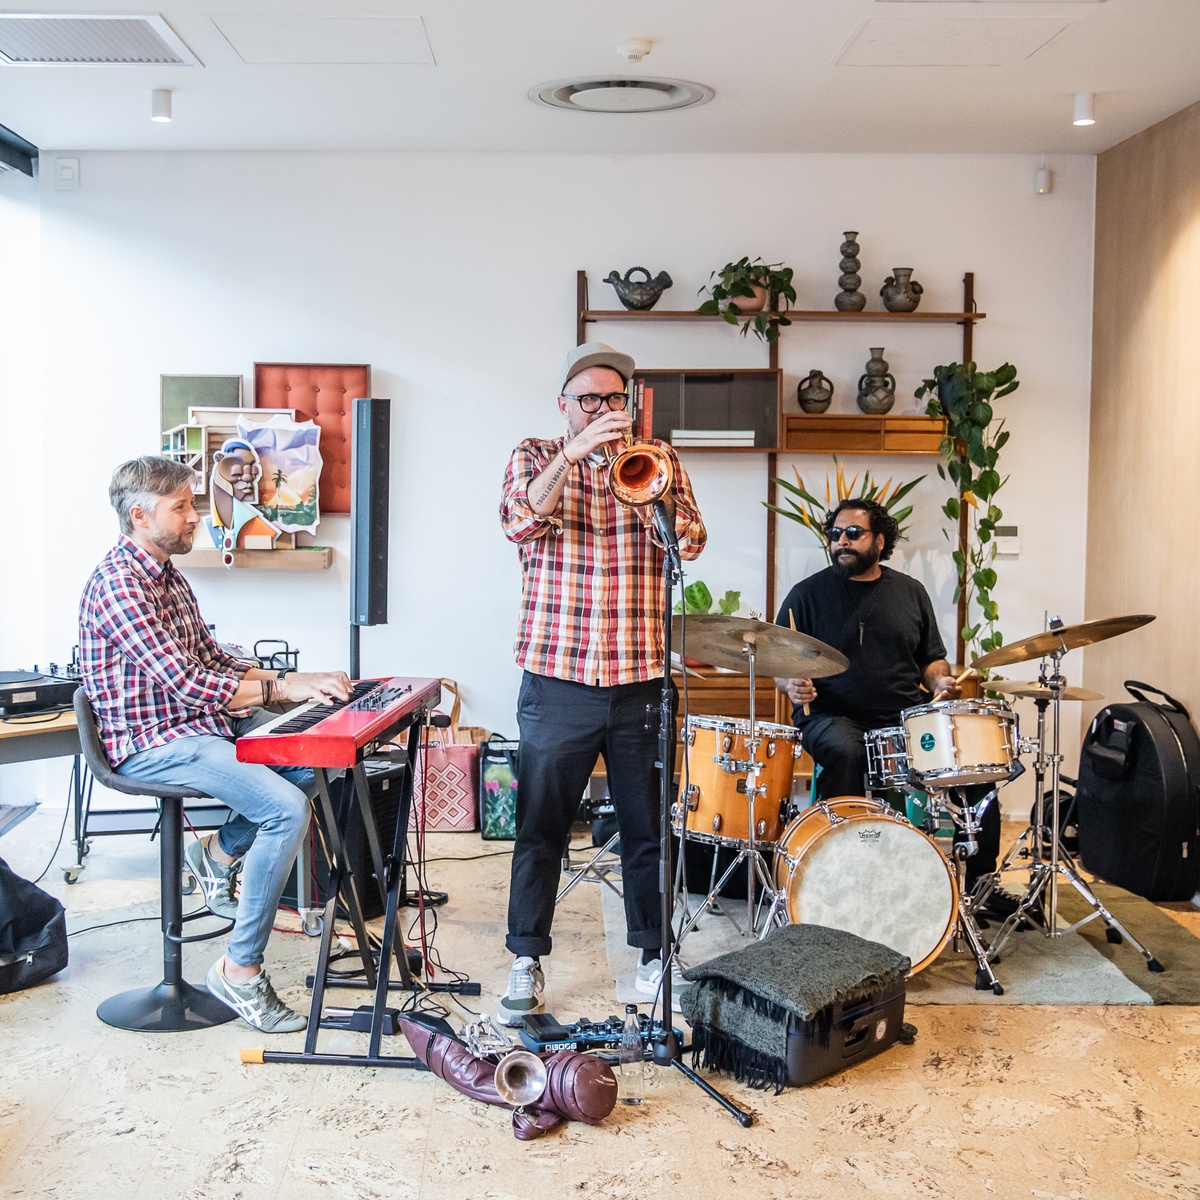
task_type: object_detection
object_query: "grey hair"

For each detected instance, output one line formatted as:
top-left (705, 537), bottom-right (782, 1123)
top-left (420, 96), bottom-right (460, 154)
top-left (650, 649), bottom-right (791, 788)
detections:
top-left (109, 456), bottom-right (196, 534)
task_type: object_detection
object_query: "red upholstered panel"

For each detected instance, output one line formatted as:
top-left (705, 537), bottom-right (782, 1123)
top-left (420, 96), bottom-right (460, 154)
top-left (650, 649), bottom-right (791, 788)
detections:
top-left (254, 362), bottom-right (371, 515)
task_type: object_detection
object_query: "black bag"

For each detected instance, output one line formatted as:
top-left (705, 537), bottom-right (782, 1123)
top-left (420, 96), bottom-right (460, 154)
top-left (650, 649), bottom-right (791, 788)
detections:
top-left (1076, 680), bottom-right (1200, 901)
top-left (0, 855), bottom-right (69, 994)
top-left (479, 738), bottom-right (519, 840)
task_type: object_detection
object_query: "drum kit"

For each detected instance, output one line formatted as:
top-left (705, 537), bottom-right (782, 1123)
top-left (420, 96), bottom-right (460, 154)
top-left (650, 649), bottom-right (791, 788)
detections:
top-left (669, 610), bottom-right (1163, 995)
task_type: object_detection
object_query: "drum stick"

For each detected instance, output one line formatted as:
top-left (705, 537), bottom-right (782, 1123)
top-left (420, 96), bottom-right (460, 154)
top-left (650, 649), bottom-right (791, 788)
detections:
top-left (955, 668), bottom-right (976, 684)
top-left (787, 610), bottom-right (810, 716)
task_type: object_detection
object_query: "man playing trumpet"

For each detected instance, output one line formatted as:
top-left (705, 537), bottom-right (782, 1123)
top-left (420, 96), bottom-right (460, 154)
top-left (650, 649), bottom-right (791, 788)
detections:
top-left (497, 341), bottom-right (706, 1024)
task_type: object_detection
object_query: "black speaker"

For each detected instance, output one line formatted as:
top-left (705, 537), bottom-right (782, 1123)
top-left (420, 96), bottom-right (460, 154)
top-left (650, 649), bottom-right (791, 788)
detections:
top-left (350, 396), bottom-right (390, 627)
top-left (281, 761), bottom-right (409, 919)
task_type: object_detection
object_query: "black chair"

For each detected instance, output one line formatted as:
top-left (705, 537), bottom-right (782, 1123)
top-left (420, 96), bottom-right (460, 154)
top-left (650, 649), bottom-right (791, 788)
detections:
top-left (73, 689), bottom-right (237, 1032)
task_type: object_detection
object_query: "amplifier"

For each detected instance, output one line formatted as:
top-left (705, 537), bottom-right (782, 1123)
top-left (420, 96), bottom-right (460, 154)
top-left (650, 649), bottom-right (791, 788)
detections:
top-left (0, 671), bottom-right (78, 716)
top-left (281, 759), bottom-right (408, 919)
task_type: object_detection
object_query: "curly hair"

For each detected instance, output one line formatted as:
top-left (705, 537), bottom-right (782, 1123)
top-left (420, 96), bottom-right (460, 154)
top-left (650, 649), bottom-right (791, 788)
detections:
top-left (822, 498), bottom-right (902, 561)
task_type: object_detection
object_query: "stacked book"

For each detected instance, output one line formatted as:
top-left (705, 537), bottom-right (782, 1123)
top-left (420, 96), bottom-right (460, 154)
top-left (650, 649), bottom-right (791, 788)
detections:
top-left (670, 429), bottom-right (757, 448)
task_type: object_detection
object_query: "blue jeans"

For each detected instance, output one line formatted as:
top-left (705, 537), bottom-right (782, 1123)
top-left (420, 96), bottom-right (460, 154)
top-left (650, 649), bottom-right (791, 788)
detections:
top-left (118, 711), bottom-right (314, 968)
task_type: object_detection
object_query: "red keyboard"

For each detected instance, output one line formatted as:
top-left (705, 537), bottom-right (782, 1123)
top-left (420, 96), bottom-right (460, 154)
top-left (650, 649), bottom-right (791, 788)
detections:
top-left (235, 677), bottom-right (441, 769)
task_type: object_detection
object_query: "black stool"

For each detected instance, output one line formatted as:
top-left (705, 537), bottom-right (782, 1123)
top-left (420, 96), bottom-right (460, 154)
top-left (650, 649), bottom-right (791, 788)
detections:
top-left (73, 690), bottom-right (237, 1032)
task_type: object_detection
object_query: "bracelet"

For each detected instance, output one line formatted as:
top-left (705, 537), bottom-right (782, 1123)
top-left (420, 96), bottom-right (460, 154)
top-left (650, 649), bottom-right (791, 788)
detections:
top-left (261, 677), bottom-right (276, 707)
top-left (275, 667), bottom-right (293, 680)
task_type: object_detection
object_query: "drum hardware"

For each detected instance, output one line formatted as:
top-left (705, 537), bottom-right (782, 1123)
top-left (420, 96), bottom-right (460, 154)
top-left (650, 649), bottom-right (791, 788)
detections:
top-left (975, 616), bottom-right (1164, 976)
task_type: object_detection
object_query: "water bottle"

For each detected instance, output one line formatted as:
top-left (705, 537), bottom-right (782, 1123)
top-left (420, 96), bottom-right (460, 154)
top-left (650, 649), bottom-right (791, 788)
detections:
top-left (618, 1003), bottom-right (645, 1106)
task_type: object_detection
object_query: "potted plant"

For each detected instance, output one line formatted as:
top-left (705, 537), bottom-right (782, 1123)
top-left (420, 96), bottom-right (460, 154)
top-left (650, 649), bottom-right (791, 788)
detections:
top-left (674, 581), bottom-right (741, 668)
top-left (914, 361), bottom-right (1019, 668)
top-left (698, 257), bottom-right (797, 343)
top-left (764, 457), bottom-right (924, 564)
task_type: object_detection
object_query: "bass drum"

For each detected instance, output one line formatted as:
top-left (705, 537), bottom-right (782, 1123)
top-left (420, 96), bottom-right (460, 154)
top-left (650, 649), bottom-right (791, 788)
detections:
top-left (773, 797), bottom-right (958, 975)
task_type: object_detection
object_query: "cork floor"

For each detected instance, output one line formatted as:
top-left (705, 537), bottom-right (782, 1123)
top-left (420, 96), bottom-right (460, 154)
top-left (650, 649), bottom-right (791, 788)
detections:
top-left (2, 810), bottom-right (1199, 1200)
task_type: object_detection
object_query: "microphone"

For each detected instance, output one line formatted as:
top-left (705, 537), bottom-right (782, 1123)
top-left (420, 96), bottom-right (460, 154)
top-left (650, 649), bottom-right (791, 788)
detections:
top-left (651, 500), bottom-right (680, 560)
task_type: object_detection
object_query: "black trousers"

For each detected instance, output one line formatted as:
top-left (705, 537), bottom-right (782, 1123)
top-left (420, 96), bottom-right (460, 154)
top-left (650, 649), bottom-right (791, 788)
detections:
top-left (797, 711), bottom-right (1001, 889)
top-left (506, 672), bottom-right (675, 959)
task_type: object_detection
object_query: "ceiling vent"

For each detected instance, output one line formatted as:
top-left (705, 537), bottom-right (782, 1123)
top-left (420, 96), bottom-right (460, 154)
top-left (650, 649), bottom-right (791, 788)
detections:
top-left (0, 14), bottom-right (200, 66)
top-left (531, 77), bottom-right (713, 114)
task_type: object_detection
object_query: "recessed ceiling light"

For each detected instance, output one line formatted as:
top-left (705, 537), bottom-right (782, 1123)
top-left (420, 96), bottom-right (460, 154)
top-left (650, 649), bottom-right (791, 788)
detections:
top-left (530, 77), bottom-right (713, 114)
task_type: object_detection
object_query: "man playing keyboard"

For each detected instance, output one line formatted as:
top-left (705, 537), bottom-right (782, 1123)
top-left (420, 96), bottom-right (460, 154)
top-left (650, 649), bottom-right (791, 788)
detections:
top-left (79, 456), bottom-right (351, 1032)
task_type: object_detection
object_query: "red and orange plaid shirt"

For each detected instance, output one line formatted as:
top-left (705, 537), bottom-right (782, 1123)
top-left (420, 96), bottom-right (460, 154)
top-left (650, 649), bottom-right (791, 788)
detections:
top-left (500, 437), bottom-right (706, 687)
top-left (78, 535), bottom-right (248, 766)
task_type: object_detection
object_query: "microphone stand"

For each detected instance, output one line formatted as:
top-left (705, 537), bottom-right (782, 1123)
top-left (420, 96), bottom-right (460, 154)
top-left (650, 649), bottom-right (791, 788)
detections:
top-left (647, 499), bottom-right (753, 1128)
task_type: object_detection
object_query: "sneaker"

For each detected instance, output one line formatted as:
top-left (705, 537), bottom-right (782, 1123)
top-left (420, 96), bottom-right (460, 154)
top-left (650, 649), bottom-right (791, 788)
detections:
top-left (205, 959), bottom-right (307, 1033)
top-left (638, 950), bottom-right (667, 998)
top-left (496, 956), bottom-right (545, 1027)
top-left (185, 836), bottom-right (240, 919)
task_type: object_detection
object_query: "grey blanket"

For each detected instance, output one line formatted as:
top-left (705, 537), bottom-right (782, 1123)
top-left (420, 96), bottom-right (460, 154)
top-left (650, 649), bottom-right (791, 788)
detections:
top-left (679, 923), bottom-right (909, 1091)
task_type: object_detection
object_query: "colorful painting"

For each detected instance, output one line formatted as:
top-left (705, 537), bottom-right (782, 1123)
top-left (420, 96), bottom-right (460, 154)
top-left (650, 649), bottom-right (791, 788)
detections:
top-left (238, 415), bottom-right (323, 533)
top-left (204, 437), bottom-right (284, 567)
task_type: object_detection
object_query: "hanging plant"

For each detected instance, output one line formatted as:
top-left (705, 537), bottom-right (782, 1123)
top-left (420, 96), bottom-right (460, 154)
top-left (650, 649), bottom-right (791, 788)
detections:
top-left (764, 456), bottom-right (924, 564)
top-left (914, 361), bottom-right (1019, 667)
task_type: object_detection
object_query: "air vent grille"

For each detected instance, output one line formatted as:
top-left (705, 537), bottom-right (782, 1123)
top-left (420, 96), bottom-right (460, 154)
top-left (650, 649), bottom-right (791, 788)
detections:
top-left (0, 14), bottom-right (199, 66)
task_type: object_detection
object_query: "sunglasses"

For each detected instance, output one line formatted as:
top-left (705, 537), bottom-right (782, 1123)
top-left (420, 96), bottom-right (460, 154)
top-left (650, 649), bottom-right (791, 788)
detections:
top-left (827, 525), bottom-right (871, 543)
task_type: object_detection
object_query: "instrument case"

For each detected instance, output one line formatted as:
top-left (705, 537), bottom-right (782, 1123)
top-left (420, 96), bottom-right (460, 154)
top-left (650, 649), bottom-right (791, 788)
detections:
top-left (1076, 680), bottom-right (1200, 902)
top-left (785, 976), bottom-right (907, 1086)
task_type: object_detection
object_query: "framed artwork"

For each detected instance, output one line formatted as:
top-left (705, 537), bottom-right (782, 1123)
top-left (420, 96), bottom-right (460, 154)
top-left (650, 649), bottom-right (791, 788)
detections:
top-left (160, 374), bottom-right (243, 435)
top-left (253, 362), bottom-right (371, 514)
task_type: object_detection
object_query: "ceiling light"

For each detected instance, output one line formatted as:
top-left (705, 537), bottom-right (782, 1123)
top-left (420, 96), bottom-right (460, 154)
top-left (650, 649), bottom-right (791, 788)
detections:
top-left (1073, 92), bottom-right (1095, 126)
top-left (1034, 166), bottom-right (1052, 194)
top-left (617, 38), bottom-right (652, 64)
top-left (531, 77), bottom-right (713, 114)
top-left (151, 88), bottom-right (172, 122)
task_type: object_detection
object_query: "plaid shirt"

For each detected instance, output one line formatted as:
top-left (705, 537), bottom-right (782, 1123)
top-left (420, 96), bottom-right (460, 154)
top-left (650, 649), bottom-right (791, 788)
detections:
top-left (78, 535), bottom-right (248, 766)
top-left (500, 437), bottom-right (706, 687)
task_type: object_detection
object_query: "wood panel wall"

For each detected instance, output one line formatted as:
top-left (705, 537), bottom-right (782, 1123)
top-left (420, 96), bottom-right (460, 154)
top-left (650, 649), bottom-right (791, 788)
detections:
top-left (1086, 99), bottom-right (1200, 716)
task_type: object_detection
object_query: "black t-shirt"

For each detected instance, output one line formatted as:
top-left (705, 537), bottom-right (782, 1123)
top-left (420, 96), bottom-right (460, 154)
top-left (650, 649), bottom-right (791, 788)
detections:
top-left (775, 565), bottom-right (947, 728)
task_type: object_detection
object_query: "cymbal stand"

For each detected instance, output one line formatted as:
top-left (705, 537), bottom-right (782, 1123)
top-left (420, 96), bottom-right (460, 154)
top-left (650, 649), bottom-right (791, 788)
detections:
top-left (987, 644), bottom-right (1163, 974)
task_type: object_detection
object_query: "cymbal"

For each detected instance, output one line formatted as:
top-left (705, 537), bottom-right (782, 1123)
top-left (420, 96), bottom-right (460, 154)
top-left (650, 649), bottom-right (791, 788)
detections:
top-left (985, 680), bottom-right (1104, 702)
top-left (671, 614), bottom-right (849, 679)
top-left (972, 614), bottom-right (1155, 670)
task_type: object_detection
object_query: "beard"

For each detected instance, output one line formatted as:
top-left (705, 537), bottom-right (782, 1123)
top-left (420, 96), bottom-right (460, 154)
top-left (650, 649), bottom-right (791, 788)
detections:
top-left (831, 544), bottom-right (880, 578)
top-left (152, 526), bottom-right (195, 558)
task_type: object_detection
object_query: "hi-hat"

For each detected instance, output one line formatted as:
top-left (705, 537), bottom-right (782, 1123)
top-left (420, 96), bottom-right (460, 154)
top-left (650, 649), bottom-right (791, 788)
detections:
top-left (972, 614), bottom-right (1155, 670)
top-left (672, 614), bottom-right (848, 678)
top-left (986, 680), bottom-right (1104, 702)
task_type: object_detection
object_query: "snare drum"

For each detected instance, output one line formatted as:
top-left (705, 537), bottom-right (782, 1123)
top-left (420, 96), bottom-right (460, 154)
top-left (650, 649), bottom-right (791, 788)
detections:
top-left (674, 714), bottom-right (802, 847)
top-left (864, 726), bottom-right (909, 789)
top-left (773, 798), bottom-right (958, 975)
top-left (901, 699), bottom-right (1018, 788)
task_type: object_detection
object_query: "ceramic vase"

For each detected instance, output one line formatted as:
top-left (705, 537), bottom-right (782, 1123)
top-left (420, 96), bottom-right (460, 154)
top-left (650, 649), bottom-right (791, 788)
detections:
top-left (835, 231), bottom-right (867, 312)
top-left (797, 370), bottom-right (834, 414)
top-left (857, 347), bottom-right (896, 414)
top-left (880, 267), bottom-right (923, 313)
top-left (605, 267), bottom-right (673, 312)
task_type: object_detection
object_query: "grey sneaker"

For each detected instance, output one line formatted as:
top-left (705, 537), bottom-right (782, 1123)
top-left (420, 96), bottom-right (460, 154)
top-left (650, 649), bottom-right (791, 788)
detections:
top-left (205, 960), bottom-right (307, 1033)
top-left (495, 956), bottom-right (545, 1027)
top-left (635, 955), bottom-right (684, 1012)
top-left (185, 836), bottom-right (240, 919)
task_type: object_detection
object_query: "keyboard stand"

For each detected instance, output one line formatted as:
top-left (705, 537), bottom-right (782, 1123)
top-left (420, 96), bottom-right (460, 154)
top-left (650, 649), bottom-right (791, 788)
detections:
top-left (245, 712), bottom-right (428, 1070)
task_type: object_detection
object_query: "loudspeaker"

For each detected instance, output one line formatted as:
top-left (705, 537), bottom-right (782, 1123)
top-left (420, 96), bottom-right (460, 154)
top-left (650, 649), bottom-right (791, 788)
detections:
top-left (350, 396), bottom-right (390, 626)
top-left (282, 761), bottom-right (409, 918)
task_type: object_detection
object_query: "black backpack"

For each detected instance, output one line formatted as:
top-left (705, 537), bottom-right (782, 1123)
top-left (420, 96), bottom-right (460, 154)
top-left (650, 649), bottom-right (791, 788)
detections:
top-left (0, 855), bottom-right (69, 994)
top-left (1076, 680), bottom-right (1200, 902)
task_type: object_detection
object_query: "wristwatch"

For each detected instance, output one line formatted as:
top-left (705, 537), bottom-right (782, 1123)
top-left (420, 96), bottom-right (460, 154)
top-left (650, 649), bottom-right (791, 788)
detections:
top-left (275, 667), bottom-right (294, 680)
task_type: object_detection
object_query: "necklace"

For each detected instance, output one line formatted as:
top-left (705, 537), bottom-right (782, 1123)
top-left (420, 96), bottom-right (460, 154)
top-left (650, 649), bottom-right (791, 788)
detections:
top-left (839, 573), bottom-right (884, 646)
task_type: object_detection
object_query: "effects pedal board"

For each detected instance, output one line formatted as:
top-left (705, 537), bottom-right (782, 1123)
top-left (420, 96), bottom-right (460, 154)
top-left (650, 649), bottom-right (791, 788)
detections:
top-left (519, 1012), bottom-right (680, 1054)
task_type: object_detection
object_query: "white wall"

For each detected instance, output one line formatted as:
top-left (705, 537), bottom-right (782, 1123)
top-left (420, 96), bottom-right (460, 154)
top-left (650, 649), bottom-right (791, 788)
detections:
top-left (2, 150), bottom-right (1096, 816)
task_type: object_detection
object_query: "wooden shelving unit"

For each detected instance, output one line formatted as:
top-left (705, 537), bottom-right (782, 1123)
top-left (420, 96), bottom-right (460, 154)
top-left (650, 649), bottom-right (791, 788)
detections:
top-left (177, 546), bottom-right (334, 571)
top-left (576, 269), bottom-right (983, 616)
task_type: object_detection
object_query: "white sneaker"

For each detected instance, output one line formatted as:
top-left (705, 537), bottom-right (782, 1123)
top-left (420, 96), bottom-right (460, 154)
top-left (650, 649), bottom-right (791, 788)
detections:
top-left (205, 960), bottom-right (307, 1033)
top-left (635, 956), bottom-right (684, 1012)
top-left (496, 956), bottom-right (545, 1027)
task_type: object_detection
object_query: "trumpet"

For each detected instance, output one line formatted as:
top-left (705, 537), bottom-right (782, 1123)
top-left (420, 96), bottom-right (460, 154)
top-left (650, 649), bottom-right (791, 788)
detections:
top-left (493, 1048), bottom-right (547, 1109)
top-left (602, 432), bottom-right (674, 508)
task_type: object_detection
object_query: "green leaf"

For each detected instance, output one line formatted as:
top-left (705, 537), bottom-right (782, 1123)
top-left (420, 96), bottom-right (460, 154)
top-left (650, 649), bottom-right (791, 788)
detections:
top-left (718, 590), bottom-right (741, 615)
top-left (682, 580), bottom-right (713, 614)
top-left (944, 497), bottom-right (961, 520)
top-left (963, 624), bottom-right (981, 642)
top-left (982, 599), bottom-right (1000, 621)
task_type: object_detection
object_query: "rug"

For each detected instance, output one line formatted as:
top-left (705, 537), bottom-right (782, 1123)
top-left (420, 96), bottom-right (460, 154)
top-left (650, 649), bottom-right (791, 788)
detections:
top-left (600, 880), bottom-right (1200, 1006)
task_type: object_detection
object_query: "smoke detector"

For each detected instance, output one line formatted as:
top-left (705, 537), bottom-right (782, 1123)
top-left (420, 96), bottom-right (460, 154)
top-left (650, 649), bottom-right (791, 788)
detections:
top-left (530, 77), bottom-right (713, 113)
top-left (617, 38), bottom-right (652, 63)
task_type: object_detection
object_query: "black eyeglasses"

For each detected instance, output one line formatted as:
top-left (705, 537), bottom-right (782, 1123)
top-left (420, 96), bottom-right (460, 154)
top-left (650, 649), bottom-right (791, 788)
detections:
top-left (827, 525), bottom-right (871, 543)
top-left (563, 392), bottom-right (629, 414)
